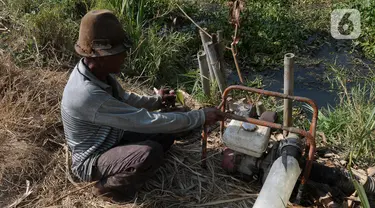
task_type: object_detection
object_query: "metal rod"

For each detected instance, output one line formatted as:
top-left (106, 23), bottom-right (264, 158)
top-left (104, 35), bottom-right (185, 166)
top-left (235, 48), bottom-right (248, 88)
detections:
top-left (283, 53), bottom-right (295, 137)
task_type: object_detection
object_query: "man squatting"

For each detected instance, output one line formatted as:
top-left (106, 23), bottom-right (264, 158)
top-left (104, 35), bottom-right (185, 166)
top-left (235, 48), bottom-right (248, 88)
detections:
top-left (61, 10), bottom-right (225, 201)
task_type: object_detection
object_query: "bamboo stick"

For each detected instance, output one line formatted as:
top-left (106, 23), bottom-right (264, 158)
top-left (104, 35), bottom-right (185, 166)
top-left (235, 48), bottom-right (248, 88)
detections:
top-left (197, 50), bottom-right (210, 96)
top-left (176, 4), bottom-right (211, 38)
top-left (199, 29), bottom-right (214, 81)
top-left (216, 30), bottom-right (225, 75)
top-left (207, 41), bottom-right (226, 94)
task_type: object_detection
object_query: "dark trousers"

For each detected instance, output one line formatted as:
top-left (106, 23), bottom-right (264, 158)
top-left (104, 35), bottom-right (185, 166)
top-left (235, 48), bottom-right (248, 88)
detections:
top-left (91, 132), bottom-right (175, 197)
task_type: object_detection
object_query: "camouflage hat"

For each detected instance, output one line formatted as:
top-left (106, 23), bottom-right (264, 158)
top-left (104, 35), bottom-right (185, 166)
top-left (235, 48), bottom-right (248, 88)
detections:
top-left (75, 9), bottom-right (132, 57)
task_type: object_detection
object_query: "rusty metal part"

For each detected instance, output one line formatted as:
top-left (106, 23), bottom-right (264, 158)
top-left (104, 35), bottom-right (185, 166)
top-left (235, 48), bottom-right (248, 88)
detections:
top-left (212, 85), bottom-right (318, 187)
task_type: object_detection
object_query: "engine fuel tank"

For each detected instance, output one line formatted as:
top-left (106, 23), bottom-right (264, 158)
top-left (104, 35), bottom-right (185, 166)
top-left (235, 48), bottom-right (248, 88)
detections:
top-left (223, 119), bottom-right (271, 158)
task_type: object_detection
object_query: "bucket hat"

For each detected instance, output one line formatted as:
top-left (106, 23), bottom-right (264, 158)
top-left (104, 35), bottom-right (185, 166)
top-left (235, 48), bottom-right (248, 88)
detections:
top-left (75, 9), bottom-right (132, 57)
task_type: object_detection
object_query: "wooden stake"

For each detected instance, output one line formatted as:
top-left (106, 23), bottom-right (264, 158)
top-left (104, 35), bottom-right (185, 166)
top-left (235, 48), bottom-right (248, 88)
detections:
top-left (199, 29), bottom-right (215, 81)
top-left (207, 42), bottom-right (226, 94)
top-left (216, 30), bottom-right (225, 75)
top-left (197, 50), bottom-right (210, 96)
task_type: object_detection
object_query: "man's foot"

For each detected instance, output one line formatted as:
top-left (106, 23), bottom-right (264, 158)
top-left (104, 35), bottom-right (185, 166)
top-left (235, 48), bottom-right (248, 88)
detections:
top-left (92, 182), bottom-right (135, 204)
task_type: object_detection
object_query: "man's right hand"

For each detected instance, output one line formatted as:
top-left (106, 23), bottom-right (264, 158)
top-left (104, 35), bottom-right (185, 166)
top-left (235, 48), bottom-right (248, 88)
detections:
top-left (203, 108), bottom-right (226, 126)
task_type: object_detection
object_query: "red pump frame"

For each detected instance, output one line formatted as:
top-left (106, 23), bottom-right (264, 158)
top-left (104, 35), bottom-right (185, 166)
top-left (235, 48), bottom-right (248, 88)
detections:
top-left (201, 85), bottom-right (318, 185)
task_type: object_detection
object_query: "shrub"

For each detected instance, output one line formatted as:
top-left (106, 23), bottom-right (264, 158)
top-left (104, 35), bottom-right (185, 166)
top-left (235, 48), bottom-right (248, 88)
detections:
top-left (4, 0), bottom-right (90, 65)
top-left (23, 4), bottom-right (78, 52)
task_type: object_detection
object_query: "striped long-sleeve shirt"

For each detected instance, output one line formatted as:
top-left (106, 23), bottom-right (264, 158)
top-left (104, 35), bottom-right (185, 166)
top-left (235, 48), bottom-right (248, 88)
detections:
top-left (61, 59), bottom-right (205, 181)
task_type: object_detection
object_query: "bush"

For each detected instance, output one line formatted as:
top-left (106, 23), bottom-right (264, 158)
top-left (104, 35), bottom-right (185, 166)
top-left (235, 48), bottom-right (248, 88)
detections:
top-left (4, 0), bottom-right (90, 65)
top-left (23, 4), bottom-right (78, 52)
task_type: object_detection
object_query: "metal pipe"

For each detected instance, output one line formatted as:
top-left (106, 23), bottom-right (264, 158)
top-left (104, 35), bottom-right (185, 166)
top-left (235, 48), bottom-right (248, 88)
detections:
top-left (283, 53), bottom-right (295, 136)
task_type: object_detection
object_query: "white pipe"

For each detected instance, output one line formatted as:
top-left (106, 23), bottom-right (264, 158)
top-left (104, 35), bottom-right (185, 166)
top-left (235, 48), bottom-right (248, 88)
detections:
top-left (253, 156), bottom-right (301, 208)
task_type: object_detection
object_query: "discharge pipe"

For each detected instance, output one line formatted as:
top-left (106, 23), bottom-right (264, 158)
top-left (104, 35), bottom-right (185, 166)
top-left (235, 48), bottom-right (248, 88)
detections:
top-left (253, 134), bottom-right (302, 208)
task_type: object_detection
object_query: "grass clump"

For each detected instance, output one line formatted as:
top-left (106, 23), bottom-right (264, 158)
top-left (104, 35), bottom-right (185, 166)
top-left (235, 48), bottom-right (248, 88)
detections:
top-left (195, 0), bottom-right (331, 67)
top-left (315, 71), bottom-right (375, 165)
top-left (3, 0), bottom-right (88, 65)
top-left (23, 4), bottom-right (78, 52)
top-left (125, 28), bottom-right (193, 85)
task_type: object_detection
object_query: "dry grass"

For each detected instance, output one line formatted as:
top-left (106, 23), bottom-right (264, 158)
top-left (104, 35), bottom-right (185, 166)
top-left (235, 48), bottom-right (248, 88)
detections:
top-left (0, 53), bottom-right (68, 207)
top-left (0, 55), bottom-right (259, 207)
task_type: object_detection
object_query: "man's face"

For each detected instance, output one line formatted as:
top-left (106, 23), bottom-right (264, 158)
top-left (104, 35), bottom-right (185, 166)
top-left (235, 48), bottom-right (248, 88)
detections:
top-left (102, 52), bottom-right (127, 74)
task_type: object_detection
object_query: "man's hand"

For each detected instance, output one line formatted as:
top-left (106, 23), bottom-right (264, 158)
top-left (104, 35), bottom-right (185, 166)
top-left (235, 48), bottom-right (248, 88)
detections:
top-left (154, 87), bottom-right (176, 108)
top-left (203, 108), bottom-right (226, 126)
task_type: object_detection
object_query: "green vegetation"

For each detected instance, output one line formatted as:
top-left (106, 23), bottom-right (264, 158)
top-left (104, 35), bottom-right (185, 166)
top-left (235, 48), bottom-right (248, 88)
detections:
top-left (2, 0), bottom-right (374, 76)
top-left (311, 66), bottom-right (375, 164)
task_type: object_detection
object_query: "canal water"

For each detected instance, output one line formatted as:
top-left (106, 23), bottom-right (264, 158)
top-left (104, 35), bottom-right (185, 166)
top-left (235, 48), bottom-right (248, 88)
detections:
top-left (228, 42), bottom-right (373, 109)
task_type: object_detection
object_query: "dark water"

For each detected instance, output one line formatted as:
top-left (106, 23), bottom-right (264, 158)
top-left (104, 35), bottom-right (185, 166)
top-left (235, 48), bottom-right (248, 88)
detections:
top-left (229, 65), bottom-right (336, 109)
top-left (228, 43), bottom-right (373, 109)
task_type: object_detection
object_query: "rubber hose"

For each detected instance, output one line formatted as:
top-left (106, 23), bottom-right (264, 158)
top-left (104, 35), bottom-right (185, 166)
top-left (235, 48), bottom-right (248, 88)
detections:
top-left (310, 162), bottom-right (375, 198)
top-left (309, 162), bottom-right (355, 195)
